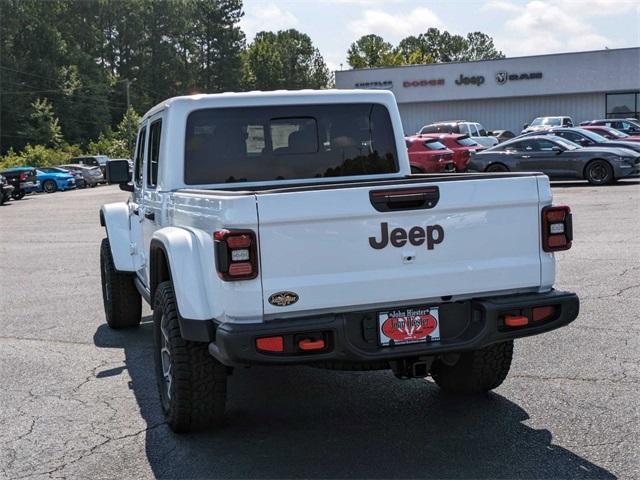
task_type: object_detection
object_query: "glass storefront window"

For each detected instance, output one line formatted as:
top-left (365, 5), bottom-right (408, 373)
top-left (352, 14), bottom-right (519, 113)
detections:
top-left (606, 92), bottom-right (639, 119)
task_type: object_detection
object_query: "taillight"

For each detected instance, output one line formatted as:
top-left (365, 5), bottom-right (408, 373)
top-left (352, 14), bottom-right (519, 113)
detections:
top-left (541, 205), bottom-right (572, 252)
top-left (214, 229), bottom-right (258, 281)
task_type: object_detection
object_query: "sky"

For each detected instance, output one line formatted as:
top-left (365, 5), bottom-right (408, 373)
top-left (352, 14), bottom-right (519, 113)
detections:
top-left (240, 0), bottom-right (640, 71)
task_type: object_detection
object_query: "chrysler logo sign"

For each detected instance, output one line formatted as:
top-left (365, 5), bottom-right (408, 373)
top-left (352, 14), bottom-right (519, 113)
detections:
top-left (496, 71), bottom-right (543, 84)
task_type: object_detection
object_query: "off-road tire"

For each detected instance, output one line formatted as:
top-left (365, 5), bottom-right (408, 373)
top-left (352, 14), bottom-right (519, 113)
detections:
top-left (100, 238), bottom-right (141, 328)
top-left (584, 159), bottom-right (614, 185)
top-left (153, 281), bottom-right (227, 433)
top-left (431, 341), bottom-right (513, 394)
top-left (43, 179), bottom-right (57, 193)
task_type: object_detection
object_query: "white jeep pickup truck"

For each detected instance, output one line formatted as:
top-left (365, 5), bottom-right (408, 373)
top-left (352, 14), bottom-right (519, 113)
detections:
top-left (100, 90), bottom-right (579, 433)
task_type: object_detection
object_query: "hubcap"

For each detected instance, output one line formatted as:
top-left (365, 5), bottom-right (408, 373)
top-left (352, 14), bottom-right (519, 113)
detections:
top-left (160, 315), bottom-right (172, 400)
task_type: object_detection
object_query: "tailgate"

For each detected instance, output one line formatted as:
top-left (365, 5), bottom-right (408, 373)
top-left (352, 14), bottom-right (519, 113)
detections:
top-left (256, 176), bottom-right (543, 317)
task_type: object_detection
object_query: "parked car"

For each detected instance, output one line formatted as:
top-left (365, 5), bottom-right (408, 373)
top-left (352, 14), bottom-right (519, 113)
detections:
top-left (0, 167), bottom-right (39, 200)
top-left (419, 133), bottom-right (484, 171)
top-left (520, 127), bottom-right (640, 154)
top-left (70, 155), bottom-right (110, 178)
top-left (580, 125), bottom-right (640, 143)
top-left (100, 90), bottom-right (578, 433)
top-left (405, 136), bottom-right (456, 173)
top-left (579, 118), bottom-right (640, 135)
top-left (60, 164), bottom-right (104, 187)
top-left (41, 166), bottom-right (86, 188)
top-left (35, 167), bottom-right (76, 193)
top-left (0, 174), bottom-right (15, 205)
top-left (469, 135), bottom-right (640, 185)
top-left (490, 130), bottom-right (516, 143)
top-left (418, 121), bottom-right (498, 147)
top-left (522, 116), bottom-right (573, 134)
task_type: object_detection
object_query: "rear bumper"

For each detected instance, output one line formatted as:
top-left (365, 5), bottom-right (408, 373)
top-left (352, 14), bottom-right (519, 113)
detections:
top-left (199, 289), bottom-right (579, 367)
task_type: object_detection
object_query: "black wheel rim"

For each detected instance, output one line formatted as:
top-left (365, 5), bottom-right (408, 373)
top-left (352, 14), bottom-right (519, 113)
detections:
top-left (589, 163), bottom-right (609, 183)
top-left (44, 181), bottom-right (55, 193)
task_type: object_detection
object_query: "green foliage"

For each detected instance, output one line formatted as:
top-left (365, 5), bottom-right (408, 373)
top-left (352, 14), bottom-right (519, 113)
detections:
top-left (24, 98), bottom-right (63, 147)
top-left (347, 35), bottom-right (400, 69)
top-left (0, 144), bottom-right (82, 170)
top-left (86, 132), bottom-right (130, 159)
top-left (347, 29), bottom-right (504, 69)
top-left (243, 30), bottom-right (330, 90)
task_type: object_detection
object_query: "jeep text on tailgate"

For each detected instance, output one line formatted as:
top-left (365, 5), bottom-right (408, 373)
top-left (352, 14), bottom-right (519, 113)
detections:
top-left (99, 90), bottom-right (579, 433)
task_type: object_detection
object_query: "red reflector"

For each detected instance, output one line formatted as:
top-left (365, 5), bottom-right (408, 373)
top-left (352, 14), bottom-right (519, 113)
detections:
top-left (547, 235), bottom-right (568, 248)
top-left (532, 305), bottom-right (556, 322)
top-left (546, 210), bottom-right (566, 222)
top-left (226, 235), bottom-right (252, 248)
top-left (256, 336), bottom-right (284, 352)
top-left (298, 338), bottom-right (325, 351)
top-left (214, 230), bottom-right (229, 241)
top-left (504, 315), bottom-right (529, 327)
top-left (228, 262), bottom-right (253, 276)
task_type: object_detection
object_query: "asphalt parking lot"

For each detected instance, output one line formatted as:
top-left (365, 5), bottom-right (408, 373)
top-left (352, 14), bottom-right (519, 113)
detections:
top-left (1, 181), bottom-right (639, 479)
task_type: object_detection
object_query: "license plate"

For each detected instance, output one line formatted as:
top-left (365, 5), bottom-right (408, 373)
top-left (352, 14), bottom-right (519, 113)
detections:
top-left (378, 306), bottom-right (440, 347)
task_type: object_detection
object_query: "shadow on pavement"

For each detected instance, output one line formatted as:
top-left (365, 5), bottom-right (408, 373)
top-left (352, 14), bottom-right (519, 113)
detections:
top-left (94, 321), bottom-right (615, 480)
top-left (551, 179), bottom-right (640, 188)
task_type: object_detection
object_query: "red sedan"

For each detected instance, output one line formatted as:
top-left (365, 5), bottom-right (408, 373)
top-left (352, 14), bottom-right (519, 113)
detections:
top-left (405, 136), bottom-right (456, 173)
top-left (580, 125), bottom-right (640, 143)
top-left (420, 133), bottom-right (485, 171)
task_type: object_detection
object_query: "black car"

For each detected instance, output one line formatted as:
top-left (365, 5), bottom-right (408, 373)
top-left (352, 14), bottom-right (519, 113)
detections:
top-left (0, 167), bottom-right (38, 200)
top-left (469, 135), bottom-right (640, 185)
top-left (579, 118), bottom-right (640, 135)
top-left (0, 174), bottom-right (15, 205)
top-left (519, 127), bottom-right (640, 154)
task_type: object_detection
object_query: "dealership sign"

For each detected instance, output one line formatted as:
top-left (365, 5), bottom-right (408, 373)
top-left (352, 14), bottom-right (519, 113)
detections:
top-left (495, 71), bottom-right (543, 84)
top-left (355, 80), bottom-right (393, 89)
top-left (454, 74), bottom-right (485, 86)
top-left (403, 78), bottom-right (445, 88)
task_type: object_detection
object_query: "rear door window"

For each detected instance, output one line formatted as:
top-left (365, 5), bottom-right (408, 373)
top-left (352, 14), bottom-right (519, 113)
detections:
top-left (147, 120), bottom-right (162, 188)
top-left (423, 140), bottom-right (447, 150)
top-left (134, 126), bottom-right (146, 186)
top-left (184, 103), bottom-right (398, 184)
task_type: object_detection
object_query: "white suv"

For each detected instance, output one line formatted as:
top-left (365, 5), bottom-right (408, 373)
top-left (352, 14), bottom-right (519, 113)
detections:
top-left (418, 121), bottom-right (498, 147)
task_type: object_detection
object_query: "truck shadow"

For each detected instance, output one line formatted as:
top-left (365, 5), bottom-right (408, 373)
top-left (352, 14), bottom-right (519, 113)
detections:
top-left (94, 321), bottom-right (615, 480)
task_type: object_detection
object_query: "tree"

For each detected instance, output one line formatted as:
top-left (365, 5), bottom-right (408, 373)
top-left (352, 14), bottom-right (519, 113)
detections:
top-left (115, 107), bottom-right (142, 156)
top-left (395, 28), bottom-right (505, 65)
top-left (25, 98), bottom-right (63, 147)
top-left (243, 30), bottom-right (330, 90)
top-left (347, 35), bottom-right (400, 69)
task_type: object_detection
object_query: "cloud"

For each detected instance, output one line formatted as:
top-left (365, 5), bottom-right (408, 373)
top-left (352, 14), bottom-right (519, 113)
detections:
top-left (491, 0), bottom-right (619, 55)
top-left (348, 7), bottom-right (443, 41)
top-left (240, 3), bottom-right (299, 41)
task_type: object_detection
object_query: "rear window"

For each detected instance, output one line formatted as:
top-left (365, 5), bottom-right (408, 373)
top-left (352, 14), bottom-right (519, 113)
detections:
top-left (456, 137), bottom-right (477, 147)
top-left (423, 140), bottom-right (447, 150)
top-left (184, 103), bottom-right (398, 184)
top-left (420, 124), bottom-right (458, 134)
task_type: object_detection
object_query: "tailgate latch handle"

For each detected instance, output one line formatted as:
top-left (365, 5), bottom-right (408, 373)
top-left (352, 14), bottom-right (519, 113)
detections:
top-left (369, 186), bottom-right (440, 212)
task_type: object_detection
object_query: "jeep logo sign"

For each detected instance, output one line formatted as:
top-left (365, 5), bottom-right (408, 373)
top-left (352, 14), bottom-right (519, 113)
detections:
top-left (454, 74), bottom-right (485, 86)
top-left (369, 222), bottom-right (444, 250)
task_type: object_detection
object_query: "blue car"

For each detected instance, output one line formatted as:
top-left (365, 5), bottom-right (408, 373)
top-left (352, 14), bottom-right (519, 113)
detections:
top-left (35, 167), bottom-right (76, 193)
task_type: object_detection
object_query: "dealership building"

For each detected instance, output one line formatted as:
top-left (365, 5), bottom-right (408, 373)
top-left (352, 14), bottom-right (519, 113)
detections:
top-left (335, 47), bottom-right (640, 135)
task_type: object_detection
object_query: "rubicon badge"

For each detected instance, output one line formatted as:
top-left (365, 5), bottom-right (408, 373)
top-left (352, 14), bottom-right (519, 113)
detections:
top-left (268, 291), bottom-right (299, 307)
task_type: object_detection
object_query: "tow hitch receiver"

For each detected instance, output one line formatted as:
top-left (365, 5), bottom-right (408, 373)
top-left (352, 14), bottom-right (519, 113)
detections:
top-left (390, 357), bottom-right (434, 379)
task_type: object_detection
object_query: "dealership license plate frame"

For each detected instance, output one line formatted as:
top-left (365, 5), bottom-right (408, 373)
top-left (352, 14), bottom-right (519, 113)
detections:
top-left (378, 306), bottom-right (440, 347)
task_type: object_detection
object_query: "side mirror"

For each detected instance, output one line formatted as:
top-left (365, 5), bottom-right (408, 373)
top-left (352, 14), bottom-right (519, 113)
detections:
top-left (106, 159), bottom-right (133, 190)
top-left (523, 123), bottom-right (529, 130)
top-left (552, 146), bottom-right (564, 154)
